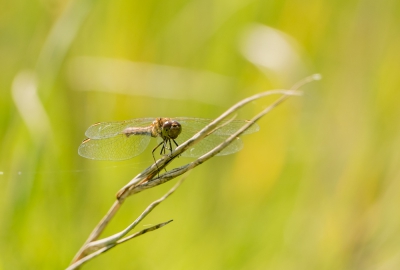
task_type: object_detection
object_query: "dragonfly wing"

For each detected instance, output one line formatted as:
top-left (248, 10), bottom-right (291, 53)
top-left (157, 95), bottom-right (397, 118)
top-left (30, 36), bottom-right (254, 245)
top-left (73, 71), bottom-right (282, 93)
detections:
top-left (172, 118), bottom-right (257, 157)
top-left (78, 134), bottom-right (151, 160)
top-left (85, 118), bottom-right (155, 139)
top-left (175, 132), bottom-right (244, 158)
top-left (174, 118), bottom-right (259, 135)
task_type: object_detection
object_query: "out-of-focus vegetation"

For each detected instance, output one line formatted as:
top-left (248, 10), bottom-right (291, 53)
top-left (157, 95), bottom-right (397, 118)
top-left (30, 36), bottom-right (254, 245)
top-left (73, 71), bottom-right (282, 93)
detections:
top-left (1, 0), bottom-right (400, 269)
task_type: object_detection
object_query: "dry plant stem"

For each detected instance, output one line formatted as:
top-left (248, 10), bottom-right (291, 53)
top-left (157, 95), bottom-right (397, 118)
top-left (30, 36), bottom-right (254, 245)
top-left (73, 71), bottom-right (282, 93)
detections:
top-left (67, 220), bottom-right (172, 270)
top-left (86, 178), bottom-right (185, 252)
top-left (70, 177), bottom-right (185, 269)
top-left (71, 200), bottom-right (121, 263)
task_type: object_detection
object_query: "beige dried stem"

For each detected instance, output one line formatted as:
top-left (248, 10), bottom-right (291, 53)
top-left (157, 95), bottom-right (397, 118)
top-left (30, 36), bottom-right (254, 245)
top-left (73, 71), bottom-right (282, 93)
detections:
top-left (67, 177), bottom-right (185, 270)
top-left (69, 74), bottom-right (321, 268)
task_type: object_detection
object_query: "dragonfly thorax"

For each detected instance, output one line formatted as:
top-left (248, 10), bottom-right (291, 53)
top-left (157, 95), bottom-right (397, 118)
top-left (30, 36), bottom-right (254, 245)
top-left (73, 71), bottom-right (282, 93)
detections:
top-left (151, 118), bottom-right (182, 140)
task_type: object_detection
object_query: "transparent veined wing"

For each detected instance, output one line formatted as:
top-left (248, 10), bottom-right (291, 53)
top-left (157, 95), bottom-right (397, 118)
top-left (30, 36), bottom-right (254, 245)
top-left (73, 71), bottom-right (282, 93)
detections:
top-left (173, 118), bottom-right (259, 157)
top-left (84, 118), bottom-right (155, 139)
top-left (174, 133), bottom-right (244, 157)
top-left (174, 118), bottom-right (259, 136)
top-left (78, 134), bottom-right (151, 160)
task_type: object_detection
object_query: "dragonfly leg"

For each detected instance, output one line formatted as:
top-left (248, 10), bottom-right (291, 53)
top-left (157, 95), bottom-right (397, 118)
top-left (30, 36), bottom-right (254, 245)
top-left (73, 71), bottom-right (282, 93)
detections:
top-left (160, 139), bottom-right (168, 156)
top-left (172, 139), bottom-right (179, 147)
top-left (161, 139), bottom-right (172, 172)
top-left (160, 138), bottom-right (174, 156)
top-left (152, 140), bottom-right (165, 177)
top-left (160, 144), bottom-right (165, 155)
top-left (168, 139), bottom-right (173, 154)
top-left (152, 140), bottom-right (164, 158)
top-left (172, 139), bottom-right (181, 158)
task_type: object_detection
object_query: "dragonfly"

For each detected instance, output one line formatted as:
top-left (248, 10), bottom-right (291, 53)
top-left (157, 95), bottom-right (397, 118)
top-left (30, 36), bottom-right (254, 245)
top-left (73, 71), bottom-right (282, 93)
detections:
top-left (78, 117), bottom-right (259, 161)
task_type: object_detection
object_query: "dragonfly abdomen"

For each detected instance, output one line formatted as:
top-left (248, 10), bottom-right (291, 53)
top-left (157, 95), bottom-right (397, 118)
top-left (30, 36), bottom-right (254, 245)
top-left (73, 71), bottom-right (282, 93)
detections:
top-left (123, 127), bottom-right (153, 137)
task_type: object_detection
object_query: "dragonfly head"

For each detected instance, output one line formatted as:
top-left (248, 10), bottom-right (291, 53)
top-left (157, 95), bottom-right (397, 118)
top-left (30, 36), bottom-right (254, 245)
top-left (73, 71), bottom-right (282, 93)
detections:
top-left (162, 120), bottom-right (182, 139)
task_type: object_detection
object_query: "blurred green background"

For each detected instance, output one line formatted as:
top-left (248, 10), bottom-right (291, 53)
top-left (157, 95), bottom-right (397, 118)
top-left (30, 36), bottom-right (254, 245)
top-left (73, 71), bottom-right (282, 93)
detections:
top-left (1, 0), bottom-right (400, 269)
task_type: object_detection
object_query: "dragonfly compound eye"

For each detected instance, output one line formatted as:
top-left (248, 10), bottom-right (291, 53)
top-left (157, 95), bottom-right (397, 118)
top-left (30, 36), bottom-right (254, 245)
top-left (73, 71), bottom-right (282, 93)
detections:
top-left (163, 120), bottom-right (182, 139)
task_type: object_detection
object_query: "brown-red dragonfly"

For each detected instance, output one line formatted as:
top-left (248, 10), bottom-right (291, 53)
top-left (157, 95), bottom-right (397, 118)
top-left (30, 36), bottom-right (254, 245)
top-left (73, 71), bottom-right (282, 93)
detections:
top-left (78, 117), bottom-right (259, 160)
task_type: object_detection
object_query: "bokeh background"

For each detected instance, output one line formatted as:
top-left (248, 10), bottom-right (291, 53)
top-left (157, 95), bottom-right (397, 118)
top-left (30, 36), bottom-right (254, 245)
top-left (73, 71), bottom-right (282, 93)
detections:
top-left (1, 0), bottom-right (400, 269)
